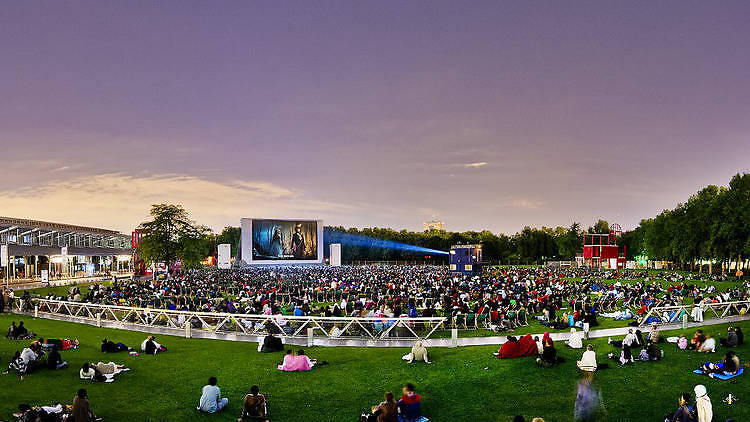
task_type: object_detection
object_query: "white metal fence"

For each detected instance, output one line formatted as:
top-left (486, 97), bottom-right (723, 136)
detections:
top-left (638, 300), bottom-right (750, 326)
top-left (14, 298), bottom-right (448, 342)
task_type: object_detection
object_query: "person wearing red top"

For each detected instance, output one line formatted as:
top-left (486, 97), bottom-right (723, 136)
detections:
top-left (397, 384), bottom-right (422, 422)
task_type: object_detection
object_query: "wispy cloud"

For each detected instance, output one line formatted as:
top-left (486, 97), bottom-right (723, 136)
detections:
top-left (464, 162), bottom-right (488, 168)
top-left (0, 173), bottom-right (361, 232)
top-left (510, 199), bottom-right (546, 210)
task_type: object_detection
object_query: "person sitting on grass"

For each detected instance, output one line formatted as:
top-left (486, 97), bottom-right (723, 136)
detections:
top-left (566, 328), bottom-right (583, 349)
top-left (72, 388), bottom-right (99, 422)
top-left (46, 346), bottom-right (68, 370)
top-left (100, 338), bottom-right (131, 353)
top-left (697, 335), bottom-right (716, 353)
top-left (5, 321), bottom-right (17, 338)
top-left (141, 335), bottom-right (167, 355)
top-left (719, 327), bottom-right (739, 348)
top-left (260, 333), bottom-right (283, 353)
top-left (364, 391), bottom-right (398, 422)
top-left (406, 341), bottom-right (431, 364)
top-left (198, 376), bottom-right (228, 413)
top-left (277, 349), bottom-right (316, 372)
top-left (537, 337), bottom-right (562, 368)
top-left (647, 322), bottom-right (662, 343)
top-left (3, 351), bottom-right (28, 381)
top-left (700, 351), bottom-right (740, 377)
top-left (693, 385), bottom-right (712, 422)
top-left (238, 385), bottom-right (269, 422)
top-left (608, 343), bottom-right (634, 365)
top-left (577, 344), bottom-right (597, 372)
top-left (677, 334), bottom-right (688, 350)
top-left (735, 326), bottom-right (744, 345)
top-left (7, 321), bottom-right (34, 340)
top-left (608, 329), bottom-right (638, 349)
top-left (671, 392), bottom-right (695, 422)
top-left (397, 383), bottom-right (422, 422)
top-left (689, 330), bottom-right (706, 350)
top-left (19, 344), bottom-right (44, 374)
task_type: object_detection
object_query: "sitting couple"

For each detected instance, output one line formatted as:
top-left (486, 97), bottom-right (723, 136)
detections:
top-left (700, 351), bottom-right (740, 378)
top-left (141, 335), bottom-right (167, 355)
top-left (278, 349), bottom-right (316, 372)
top-left (363, 384), bottom-right (426, 422)
top-left (5, 321), bottom-right (35, 340)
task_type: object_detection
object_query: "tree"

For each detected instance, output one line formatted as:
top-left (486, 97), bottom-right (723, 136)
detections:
top-left (588, 219), bottom-right (610, 234)
top-left (137, 204), bottom-right (210, 269)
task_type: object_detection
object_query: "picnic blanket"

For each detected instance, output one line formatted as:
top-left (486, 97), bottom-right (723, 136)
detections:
top-left (692, 366), bottom-right (744, 380)
top-left (104, 367), bottom-right (131, 383)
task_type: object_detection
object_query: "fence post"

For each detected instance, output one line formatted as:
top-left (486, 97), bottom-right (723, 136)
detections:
top-left (96, 312), bottom-right (101, 327)
top-left (185, 322), bottom-right (191, 339)
top-left (451, 328), bottom-right (458, 348)
top-left (34, 305), bottom-right (38, 319)
top-left (307, 328), bottom-right (314, 347)
top-left (682, 314), bottom-right (687, 329)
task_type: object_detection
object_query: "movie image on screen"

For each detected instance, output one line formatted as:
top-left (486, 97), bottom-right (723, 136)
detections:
top-left (251, 219), bottom-right (318, 261)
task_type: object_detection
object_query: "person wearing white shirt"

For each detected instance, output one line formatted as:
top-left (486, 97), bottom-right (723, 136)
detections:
top-left (198, 376), bottom-right (228, 413)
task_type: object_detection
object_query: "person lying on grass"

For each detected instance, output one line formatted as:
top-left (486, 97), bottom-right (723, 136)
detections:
top-left (41, 337), bottom-right (79, 351)
top-left (101, 338), bottom-right (131, 353)
top-left (238, 384), bottom-right (270, 422)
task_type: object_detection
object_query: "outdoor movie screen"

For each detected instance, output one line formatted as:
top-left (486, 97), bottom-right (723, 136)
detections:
top-left (241, 218), bottom-right (323, 264)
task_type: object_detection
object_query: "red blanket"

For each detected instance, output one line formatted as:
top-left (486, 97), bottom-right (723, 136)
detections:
top-left (497, 334), bottom-right (538, 359)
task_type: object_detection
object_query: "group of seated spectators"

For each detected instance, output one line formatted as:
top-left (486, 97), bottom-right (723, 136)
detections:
top-left (14, 388), bottom-right (101, 422)
top-left (29, 266), bottom-right (750, 342)
top-left (196, 376), bottom-right (269, 422)
top-left (5, 321), bottom-right (34, 340)
top-left (362, 383), bottom-right (424, 422)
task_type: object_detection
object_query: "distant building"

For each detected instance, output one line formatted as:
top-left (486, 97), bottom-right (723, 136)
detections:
top-left (423, 220), bottom-right (445, 232)
top-left (0, 216), bottom-right (132, 281)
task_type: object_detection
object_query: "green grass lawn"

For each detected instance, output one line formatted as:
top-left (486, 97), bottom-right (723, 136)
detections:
top-left (0, 313), bottom-right (748, 421)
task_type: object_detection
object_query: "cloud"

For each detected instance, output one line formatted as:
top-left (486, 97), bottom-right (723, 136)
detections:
top-left (510, 199), bottom-right (546, 210)
top-left (0, 173), bottom-right (361, 233)
top-left (464, 162), bottom-right (488, 168)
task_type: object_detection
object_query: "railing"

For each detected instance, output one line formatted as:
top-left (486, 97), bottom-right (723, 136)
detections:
top-left (639, 300), bottom-right (750, 326)
top-left (14, 298), bottom-right (448, 343)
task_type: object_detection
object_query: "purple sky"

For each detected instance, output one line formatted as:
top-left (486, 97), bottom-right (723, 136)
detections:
top-left (1, 1), bottom-right (749, 234)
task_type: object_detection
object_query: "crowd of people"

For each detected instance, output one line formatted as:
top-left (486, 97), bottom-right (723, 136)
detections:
top-left (3, 265), bottom-right (749, 421)
top-left (26, 267), bottom-right (750, 341)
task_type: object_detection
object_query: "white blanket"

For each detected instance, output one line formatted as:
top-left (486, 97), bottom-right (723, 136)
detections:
top-left (104, 367), bottom-right (131, 383)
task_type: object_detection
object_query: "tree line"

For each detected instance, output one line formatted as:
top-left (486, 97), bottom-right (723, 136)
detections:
top-left (136, 173), bottom-right (748, 271)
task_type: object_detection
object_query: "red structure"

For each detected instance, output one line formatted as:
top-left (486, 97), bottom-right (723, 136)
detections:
top-left (579, 223), bottom-right (627, 269)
